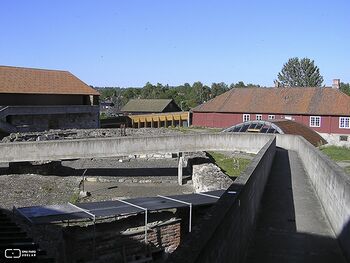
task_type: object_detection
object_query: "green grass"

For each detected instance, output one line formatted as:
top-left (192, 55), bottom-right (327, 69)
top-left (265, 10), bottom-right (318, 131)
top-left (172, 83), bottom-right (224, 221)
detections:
top-left (207, 151), bottom-right (251, 177)
top-left (169, 126), bottom-right (222, 134)
top-left (69, 191), bottom-right (80, 204)
top-left (320, 146), bottom-right (350, 162)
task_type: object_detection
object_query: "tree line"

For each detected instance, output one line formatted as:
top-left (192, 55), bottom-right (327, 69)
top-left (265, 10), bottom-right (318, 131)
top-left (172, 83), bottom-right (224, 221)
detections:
top-left (95, 81), bottom-right (261, 112)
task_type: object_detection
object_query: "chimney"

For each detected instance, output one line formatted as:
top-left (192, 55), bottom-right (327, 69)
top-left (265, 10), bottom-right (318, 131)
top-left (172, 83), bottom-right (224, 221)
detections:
top-left (332, 79), bottom-right (340, 89)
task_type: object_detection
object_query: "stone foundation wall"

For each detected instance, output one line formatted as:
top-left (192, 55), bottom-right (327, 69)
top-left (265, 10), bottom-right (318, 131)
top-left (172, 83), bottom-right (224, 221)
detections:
top-left (318, 132), bottom-right (350, 148)
top-left (9, 112), bottom-right (99, 132)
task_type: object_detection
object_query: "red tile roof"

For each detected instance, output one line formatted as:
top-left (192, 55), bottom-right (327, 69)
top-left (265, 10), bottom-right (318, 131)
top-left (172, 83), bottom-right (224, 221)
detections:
top-left (0, 66), bottom-right (99, 95)
top-left (193, 87), bottom-right (350, 116)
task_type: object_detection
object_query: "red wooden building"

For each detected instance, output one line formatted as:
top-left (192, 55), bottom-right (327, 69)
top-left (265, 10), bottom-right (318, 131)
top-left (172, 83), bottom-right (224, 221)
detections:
top-left (192, 82), bottom-right (350, 144)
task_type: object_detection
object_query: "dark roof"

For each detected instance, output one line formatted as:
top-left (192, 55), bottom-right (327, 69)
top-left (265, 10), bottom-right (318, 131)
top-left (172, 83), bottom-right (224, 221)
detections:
top-left (121, 99), bottom-right (175, 113)
top-left (224, 119), bottom-right (327, 146)
top-left (193, 87), bottom-right (350, 116)
top-left (0, 65), bottom-right (99, 95)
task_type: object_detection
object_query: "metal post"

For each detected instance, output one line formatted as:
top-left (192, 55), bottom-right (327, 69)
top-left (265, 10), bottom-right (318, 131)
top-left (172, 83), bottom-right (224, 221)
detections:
top-left (118, 200), bottom-right (148, 243)
top-left (157, 195), bottom-right (192, 232)
top-left (178, 154), bottom-right (183, 186)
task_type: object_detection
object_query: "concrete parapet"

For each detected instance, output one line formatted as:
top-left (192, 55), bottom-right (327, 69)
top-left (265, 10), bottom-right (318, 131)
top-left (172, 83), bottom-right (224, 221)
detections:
top-left (276, 134), bottom-right (350, 261)
top-left (0, 133), bottom-right (273, 163)
top-left (166, 137), bottom-right (276, 263)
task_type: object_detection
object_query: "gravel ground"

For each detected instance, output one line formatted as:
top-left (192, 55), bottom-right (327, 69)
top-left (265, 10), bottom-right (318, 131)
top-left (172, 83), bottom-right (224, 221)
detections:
top-left (0, 174), bottom-right (81, 209)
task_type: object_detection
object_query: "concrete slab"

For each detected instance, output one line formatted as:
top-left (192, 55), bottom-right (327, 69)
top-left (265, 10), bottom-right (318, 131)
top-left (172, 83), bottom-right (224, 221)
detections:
top-left (245, 148), bottom-right (346, 263)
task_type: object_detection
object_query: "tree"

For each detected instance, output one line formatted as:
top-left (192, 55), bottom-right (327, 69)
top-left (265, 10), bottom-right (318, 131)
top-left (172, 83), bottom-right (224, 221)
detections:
top-left (340, 82), bottom-right (350, 96)
top-left (277, 57), bottom-right (324, 87)
top-left (211, 82), bottom-right (229, 97)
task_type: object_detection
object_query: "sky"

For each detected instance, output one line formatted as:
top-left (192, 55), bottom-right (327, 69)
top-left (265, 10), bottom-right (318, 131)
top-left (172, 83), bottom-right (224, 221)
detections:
top-left (0, 0), bottom-right (349, 87)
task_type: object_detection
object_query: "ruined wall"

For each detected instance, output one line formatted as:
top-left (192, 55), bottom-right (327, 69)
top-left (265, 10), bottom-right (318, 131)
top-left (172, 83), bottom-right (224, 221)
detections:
top-left (192, 163), bottom-right (233, 193)
top-left (63, 218), bottom-right (181, 263)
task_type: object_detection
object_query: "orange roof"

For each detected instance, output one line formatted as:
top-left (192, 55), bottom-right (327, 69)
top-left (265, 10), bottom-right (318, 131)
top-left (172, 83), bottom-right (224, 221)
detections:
top-left (0, 66), bottom-right (99, 95)
top-left (193, 87), bottom-right (350, 116)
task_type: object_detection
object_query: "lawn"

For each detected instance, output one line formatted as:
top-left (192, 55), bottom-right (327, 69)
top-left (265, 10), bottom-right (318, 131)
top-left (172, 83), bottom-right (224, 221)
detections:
top-left (207, 151), bottom-right (251, 177)
top-left (320, 146), bottom-right (350, 162)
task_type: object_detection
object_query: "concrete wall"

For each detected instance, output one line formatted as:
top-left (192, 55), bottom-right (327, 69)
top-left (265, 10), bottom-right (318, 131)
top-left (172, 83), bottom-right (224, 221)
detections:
top-left (167, 137), bottom-right (276, 263)
top-left (318, 132), bottom-right (350, 148)
top-left (0, 133), bottom-right (273, 163)
top-left (276, 134), bottom-right (350, 261)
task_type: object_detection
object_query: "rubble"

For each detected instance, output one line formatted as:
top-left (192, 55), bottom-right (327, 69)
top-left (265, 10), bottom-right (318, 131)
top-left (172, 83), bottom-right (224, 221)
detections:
top-left (1, 128), bottom-right (183, 143)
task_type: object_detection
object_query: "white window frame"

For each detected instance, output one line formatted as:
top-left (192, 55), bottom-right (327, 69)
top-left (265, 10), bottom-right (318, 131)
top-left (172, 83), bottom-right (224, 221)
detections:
top-left (268, 115), bottom-right (275, 120)
top-left (243, 114), bottom-right (250, 122)
top-left (256, 114), bottom-right (262, 121)
top-left (309, 116), bottom-right (321, 128)
top-left (339, 117), bottom-right (350, 129)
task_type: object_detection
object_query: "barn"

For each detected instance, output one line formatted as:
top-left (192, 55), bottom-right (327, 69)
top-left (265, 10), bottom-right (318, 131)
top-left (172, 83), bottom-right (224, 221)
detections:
top-left (192, 82), bottom-right (350, 145)
top-left (0, 65), bottom-right (100, 134)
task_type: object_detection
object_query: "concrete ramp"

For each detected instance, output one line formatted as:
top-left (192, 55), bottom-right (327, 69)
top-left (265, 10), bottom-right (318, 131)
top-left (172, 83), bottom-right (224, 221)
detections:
top-left (245, 148), bottom-right (346, 263)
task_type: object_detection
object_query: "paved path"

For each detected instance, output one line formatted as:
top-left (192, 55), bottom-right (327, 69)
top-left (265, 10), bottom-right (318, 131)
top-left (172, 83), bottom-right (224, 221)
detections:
top-left (245, 148), bottom-right (346, 263)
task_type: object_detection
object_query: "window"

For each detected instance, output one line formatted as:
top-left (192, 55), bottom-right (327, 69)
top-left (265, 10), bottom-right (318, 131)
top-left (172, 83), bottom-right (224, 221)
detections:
top-left (256, 114), bottom-right (262, 121)
top-left (268, 115), bottom-right (275, 120)
top-left (339, 136), bottom-right (348, 142)
top-left (310, 116), bottom-right (321, 127)
top-left (284, 116), bottom-right (292, 120)
top-left (243, 114), bottom-right (250, 122)
top-left (339, 117), bottom-right (350, 129)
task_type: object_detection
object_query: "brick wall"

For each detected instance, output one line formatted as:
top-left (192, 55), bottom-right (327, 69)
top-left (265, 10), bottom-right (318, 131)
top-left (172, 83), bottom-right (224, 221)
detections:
top-left (62, 219), bottom-right (181, 263)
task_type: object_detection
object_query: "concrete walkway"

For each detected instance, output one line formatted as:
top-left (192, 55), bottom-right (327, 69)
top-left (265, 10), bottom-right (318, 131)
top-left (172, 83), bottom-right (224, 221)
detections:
top-left (245, 148), bottom-right (347, 263)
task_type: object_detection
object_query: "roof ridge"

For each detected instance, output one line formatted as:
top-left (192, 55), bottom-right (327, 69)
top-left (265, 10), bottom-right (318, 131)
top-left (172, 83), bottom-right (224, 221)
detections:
top-left (0, 65), bottom-right (70, 73)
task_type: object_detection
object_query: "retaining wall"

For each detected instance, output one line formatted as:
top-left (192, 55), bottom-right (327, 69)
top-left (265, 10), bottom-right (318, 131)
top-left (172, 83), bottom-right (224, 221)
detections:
top-left (276, 134), bottom-right (350, 261)
top-left (166, 137), bottom-right (276, 263)
top-left (0, 133), bottom-right (272, 162)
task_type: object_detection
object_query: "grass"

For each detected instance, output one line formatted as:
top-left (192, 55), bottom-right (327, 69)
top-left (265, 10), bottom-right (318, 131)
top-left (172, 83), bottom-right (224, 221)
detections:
top-left (69, 191), bottom-right (80, 204)
top-left (169, 126), bottom-right (222, 134)
top-left (320, 146), bottom-right (350, 162)
top-left (207, 151), bottom-right (251, 177)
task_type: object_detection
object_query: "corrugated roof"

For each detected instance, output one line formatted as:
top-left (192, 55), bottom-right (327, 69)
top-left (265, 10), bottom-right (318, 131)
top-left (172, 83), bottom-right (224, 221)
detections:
top-left (0, 65), bottom-right (99, 95)
top-left (121, 99), bottom-right (174, 113)
top-left (193, 87), bottom-right (350, 116)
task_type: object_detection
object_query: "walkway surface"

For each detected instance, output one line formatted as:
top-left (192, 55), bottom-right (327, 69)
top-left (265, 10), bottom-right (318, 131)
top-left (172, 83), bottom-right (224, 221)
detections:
top-left (245, 148), bottom-right (347, 263)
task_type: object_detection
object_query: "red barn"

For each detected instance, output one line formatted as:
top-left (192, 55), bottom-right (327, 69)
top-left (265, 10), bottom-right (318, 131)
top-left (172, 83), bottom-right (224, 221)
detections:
top-left (192, 82), bottom-right (350, 146)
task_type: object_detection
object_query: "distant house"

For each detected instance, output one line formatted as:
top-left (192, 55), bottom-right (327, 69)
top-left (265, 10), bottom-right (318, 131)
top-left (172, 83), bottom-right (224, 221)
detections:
top-left (0, 65), bottom-right (100, 134)
top-left (100, 99), bottom-right (114, 114)
top-left (192, 80), bottom-right (350, 146)
top-left (121, 99), bottom-right (181, 115)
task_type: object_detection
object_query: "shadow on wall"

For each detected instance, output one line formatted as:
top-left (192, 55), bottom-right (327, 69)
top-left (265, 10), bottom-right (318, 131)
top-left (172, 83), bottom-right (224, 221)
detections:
top-left (2, 162), bottom-right (192, 177)
top-left (2, 208), bottom-right (187, 263)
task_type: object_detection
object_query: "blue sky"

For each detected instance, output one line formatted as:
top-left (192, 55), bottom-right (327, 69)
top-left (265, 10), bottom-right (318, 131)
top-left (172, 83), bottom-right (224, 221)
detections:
top-left (1, 0), bottom-right (349, 87)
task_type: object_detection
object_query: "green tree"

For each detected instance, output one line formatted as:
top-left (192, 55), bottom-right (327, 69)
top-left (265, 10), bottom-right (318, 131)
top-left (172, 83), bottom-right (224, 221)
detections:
top-left (277, 57), bottom-right (324, 87)
top-left (340, 82), bottom-right (350, 96)
top-left (211, 82), bottom-right (229, 97)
